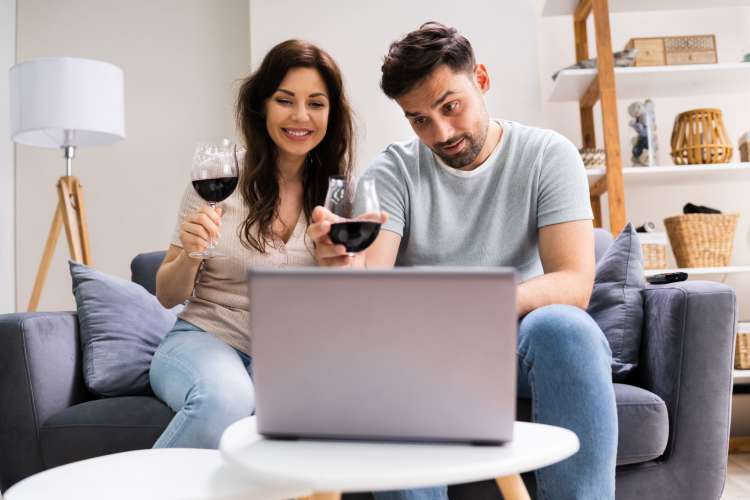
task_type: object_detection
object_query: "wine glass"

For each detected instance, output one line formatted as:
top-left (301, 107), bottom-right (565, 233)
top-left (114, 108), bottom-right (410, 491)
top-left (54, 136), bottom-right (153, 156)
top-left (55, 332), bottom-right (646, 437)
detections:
top-left (324, 175), bottom-right (382, 256)
top-left (189, 139), bottom-right (239, 259)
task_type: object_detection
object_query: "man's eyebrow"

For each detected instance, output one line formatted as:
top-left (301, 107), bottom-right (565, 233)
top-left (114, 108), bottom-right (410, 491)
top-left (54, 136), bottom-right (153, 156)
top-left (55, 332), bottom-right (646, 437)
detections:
top-left (276, 89), bottom-right (329, 99)
top-left (403, 90), bottom-right (457, 118)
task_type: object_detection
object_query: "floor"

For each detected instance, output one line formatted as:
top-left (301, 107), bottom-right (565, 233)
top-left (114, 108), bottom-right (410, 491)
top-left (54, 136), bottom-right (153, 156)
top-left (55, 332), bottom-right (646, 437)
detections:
top-left (723, 454), bottom-right (750, 499)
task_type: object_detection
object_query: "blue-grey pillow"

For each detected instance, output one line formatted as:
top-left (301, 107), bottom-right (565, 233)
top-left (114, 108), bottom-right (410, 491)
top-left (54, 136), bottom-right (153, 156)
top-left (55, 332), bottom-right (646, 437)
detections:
top-left (586, 223), bottom-right (646, 382)
top-left (70, 261), bottom-right (179, 397)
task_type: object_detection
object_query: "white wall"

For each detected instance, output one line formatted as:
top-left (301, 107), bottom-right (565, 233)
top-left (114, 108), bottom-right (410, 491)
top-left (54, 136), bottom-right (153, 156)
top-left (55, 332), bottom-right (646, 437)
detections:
top-left (0, 0), bottom-right (15, 314)
top-left (249, 0), bottom-right (544, 172)
top-left (15, 0), bottom-right (249, 311)
top-left (535, 3), bottom-right (750, 319)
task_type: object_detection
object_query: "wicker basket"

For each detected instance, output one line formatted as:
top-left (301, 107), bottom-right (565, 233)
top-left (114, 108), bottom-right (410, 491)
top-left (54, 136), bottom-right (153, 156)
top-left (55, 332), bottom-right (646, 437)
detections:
top-left (735, 323), bottom-right (750, 370)
top-left (638, 232), bottom-right (668, 270)
top-left (663, 214), bottom-right (739, 268)
top-left (670, 108), bottom-right (733, 165)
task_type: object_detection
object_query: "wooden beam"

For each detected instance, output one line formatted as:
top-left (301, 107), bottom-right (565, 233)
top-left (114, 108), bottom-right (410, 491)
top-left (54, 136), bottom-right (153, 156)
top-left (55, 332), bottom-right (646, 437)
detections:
top-left (581, 75), bottom-right (600, 109)
top-left (590, 174), bottom-right (608, 197)
top-left (592, 0), bottom-right (626, 234)
top-left (574, 0), bottom-right (593, 23)
top-left (575, 1), bottom-right (596, 150)
top-left (591, 195), bottom-right (603, 228)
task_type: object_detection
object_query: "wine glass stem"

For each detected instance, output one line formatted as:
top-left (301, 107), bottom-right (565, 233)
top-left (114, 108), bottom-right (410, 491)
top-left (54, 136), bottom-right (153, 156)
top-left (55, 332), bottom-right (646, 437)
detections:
top-left (208, 202), bottom-right (217, 250)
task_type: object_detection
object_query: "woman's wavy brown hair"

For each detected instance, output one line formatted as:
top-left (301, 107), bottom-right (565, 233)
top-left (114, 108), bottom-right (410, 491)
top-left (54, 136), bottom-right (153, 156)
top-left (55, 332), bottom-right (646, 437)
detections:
top-left (236, 40), bottom-right (354, 253)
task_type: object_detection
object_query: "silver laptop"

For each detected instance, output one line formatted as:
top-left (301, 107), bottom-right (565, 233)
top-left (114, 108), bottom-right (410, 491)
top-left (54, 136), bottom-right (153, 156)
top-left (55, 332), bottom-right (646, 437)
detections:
top-left (248, 267), bottom-right (517, 444)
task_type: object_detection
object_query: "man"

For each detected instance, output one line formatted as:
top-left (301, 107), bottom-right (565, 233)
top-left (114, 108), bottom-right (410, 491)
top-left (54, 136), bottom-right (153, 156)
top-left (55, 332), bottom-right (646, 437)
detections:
top-left (308, 22), bottom-right (617, 500)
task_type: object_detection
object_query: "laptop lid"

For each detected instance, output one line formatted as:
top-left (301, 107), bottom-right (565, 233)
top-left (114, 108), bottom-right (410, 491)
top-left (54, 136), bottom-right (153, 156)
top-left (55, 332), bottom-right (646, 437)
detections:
top-left (248, 267), bottom-right (517, 444)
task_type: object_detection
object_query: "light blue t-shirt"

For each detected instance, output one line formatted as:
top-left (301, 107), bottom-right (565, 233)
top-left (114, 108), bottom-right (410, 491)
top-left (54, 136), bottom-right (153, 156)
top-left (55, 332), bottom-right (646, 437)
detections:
top-left (365, 120), bottom-right (593, 281)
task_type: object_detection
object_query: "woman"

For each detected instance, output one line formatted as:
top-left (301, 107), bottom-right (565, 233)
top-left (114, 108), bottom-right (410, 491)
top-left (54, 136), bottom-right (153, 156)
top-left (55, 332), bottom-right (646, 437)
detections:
top-left (149, 39), bottom-right (354, 448)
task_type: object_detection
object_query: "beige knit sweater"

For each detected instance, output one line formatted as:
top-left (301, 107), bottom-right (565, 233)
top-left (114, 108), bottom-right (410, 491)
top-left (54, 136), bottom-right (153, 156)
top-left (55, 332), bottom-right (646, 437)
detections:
top-left (170, 174), bottom-right (316, 355)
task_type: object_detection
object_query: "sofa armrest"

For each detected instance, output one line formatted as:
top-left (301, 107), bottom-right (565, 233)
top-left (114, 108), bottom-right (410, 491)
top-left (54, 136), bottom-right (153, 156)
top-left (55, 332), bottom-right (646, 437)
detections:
top-left (636, 280), bottom-right (735, 486)
top-left (0, 311), bottom-right (90, 489)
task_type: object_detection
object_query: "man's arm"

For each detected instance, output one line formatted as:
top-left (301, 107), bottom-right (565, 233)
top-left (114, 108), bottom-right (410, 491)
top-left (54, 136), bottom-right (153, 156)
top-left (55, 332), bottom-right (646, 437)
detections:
top-left (517, 219), bottom-right (595, 317)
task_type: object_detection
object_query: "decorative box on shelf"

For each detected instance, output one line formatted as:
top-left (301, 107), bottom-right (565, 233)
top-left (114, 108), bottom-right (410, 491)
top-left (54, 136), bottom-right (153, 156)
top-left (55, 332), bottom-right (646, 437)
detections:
top-left (638, 232), bottom-right (668, 270)
top-left (735, 322), bottom-right (750, 370)
top-left (625, 35), bottom-right (717, 67)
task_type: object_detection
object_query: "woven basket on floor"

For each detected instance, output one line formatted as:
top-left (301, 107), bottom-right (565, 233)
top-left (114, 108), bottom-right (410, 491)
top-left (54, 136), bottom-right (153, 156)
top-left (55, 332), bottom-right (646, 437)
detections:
top-left (735, 324), bottom-right (750, 370)
top-left (663, 213), bottom-right (739, 268)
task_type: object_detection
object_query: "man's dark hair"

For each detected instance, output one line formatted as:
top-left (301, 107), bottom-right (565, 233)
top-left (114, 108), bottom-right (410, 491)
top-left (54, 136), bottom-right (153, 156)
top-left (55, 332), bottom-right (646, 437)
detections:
top-left (380, 22), bottom-right (476, 99)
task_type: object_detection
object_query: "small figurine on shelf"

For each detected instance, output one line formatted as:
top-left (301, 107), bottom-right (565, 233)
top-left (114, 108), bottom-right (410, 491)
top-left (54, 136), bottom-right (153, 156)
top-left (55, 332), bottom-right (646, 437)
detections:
top-left (628, 99), bottom-right (658, 166)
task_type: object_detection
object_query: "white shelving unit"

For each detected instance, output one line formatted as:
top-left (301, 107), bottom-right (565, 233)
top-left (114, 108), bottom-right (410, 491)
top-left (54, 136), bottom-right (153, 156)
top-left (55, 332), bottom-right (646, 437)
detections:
top-left (550, 64), bottom-right (750, 102)
top-left (541, 1), bottom-right (750, 387)
top-left (735, 370), bottom-right (750, 384)
top-left (543, 0), bottom-right (750, 16)
top-left (586, 163), bottom-right (750, 187)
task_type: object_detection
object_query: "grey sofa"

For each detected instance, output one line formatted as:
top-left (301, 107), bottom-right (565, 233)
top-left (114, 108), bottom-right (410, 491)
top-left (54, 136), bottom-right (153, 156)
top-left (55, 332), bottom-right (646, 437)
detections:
top-left (0, 230), bottom-right (737, 499)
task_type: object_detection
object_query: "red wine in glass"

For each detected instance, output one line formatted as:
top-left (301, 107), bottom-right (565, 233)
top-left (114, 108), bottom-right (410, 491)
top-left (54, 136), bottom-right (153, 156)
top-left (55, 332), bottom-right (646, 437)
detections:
top-left (329, 221), bottom-right (381, 253)
top-left (324, 176), bottom-right (381, 256)
top-left (190, 140), bottom-right (239, 259)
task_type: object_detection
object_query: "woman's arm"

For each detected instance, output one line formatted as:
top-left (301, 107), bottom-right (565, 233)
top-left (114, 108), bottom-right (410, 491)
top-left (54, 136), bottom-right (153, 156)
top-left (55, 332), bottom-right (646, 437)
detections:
top-left (155, 245), bottom-right (203, 308)
top-left (156, 205), bottom-right (223, 308)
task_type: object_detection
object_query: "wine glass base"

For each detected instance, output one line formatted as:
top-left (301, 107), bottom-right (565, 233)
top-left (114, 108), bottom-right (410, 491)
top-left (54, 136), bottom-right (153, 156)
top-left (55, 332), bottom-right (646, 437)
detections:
top-left (188, 250), bottom-right (227, 259)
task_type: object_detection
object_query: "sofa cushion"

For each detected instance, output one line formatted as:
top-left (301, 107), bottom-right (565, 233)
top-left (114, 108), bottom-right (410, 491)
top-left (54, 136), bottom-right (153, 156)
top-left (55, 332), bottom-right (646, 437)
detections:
top-left (517, 383), bottom-right (668, 466)
top-left (39, 396), bottom-right (173, 469)
top-left (70, 261), bottom-right (179, 397)
top-left (587, 223), bottom-right (646, 382)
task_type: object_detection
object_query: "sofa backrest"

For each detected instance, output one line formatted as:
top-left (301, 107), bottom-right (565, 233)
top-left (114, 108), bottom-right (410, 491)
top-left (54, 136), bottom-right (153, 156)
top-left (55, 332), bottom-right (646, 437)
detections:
top-left (130, 251), bottom-right (166, 295)
top-left (131, 228), bottom-right (614, 295)
top-left (594, 228), bottom-right (614, 263)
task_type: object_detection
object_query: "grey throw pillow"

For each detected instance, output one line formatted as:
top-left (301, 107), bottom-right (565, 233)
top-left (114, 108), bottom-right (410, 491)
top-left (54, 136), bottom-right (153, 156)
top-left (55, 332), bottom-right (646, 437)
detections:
top-left (70, 261), bottom-right (179, 397)
top-left (586, 223), bottom-right (646, 382)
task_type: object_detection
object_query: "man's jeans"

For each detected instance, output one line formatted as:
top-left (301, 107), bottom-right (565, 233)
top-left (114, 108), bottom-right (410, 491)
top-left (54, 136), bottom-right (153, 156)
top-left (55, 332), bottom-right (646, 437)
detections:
top-left (375, 304), bottom-right (618, 500)
top-left (149, 319), bottom-right (255, 448)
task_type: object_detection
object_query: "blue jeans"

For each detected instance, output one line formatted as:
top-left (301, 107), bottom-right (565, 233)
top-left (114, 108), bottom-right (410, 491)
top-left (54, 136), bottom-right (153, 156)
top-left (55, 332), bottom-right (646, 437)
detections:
top-left (376, 304), bottom-right (617, 500)
top-left (149, 319), bottom-right (255, 448)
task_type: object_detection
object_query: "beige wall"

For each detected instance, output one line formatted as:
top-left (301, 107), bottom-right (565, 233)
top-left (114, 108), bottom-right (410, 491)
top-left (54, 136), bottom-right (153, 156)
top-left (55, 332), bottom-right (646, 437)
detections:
top-left (249, 0), bottom-right (544, 172)
top-left (536, 4), bottom-right (750, 319)
top-left (12, 2), bottom-right (750, 319)
top-left (1, 0), bottom-right (16, 314)
top-left (15, 0), bottom-right (249, 311)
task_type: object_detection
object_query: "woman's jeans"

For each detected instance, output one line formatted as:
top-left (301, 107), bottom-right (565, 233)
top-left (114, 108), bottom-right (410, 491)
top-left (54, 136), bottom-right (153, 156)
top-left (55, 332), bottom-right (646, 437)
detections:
top-left (374, 305), bottom-right (618, 500)
top-left (149, 319), bottom-right (255, 449)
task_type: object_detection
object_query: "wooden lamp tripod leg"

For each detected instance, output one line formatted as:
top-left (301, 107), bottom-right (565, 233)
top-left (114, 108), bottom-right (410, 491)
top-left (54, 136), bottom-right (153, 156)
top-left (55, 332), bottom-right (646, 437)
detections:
top-left (26, 176), bottom-right (92, 312)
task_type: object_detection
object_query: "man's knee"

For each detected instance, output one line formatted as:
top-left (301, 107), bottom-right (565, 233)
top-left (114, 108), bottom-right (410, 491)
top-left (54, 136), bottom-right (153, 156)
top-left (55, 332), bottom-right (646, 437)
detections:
top-left (520, 304), bottom-right (611, 367)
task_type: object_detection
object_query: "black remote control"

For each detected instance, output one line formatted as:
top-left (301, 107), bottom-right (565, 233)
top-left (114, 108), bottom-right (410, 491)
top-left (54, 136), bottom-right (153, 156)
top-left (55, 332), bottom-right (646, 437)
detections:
top-left (647, 272), bottom-right (688, 285)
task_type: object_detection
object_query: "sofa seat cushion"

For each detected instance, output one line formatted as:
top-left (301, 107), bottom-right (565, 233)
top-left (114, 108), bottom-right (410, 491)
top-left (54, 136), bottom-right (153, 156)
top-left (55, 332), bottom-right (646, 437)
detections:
top-left (39, 396), bottom-right (173, 469)
top-left (517, 383), bottom-right (668, 466)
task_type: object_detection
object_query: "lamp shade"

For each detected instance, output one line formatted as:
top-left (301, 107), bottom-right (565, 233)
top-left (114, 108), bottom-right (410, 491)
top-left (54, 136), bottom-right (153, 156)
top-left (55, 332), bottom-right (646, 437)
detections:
top-left (9, 57), bottom-right (125, 148)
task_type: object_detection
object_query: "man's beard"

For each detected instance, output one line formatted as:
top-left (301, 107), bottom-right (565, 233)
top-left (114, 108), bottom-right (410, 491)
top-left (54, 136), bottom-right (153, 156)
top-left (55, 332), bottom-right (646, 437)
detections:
top-left (432, 122), bottom-right (489, 169)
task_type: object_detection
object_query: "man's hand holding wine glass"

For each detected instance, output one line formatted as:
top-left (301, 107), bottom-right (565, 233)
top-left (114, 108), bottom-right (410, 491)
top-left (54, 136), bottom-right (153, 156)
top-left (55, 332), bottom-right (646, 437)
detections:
top-left (308, 174), bottom-right (388, 268)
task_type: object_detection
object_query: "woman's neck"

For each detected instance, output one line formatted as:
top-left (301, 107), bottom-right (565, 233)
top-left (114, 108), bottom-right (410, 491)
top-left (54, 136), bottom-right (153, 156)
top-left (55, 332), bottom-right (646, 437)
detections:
top-left (276, 151), bottom-right (305, 184)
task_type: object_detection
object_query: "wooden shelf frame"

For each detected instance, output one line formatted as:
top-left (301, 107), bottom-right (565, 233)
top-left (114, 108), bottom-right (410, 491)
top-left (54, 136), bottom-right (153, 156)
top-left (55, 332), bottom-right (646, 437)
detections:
top-left (575, 0), bottom-right (626, 234)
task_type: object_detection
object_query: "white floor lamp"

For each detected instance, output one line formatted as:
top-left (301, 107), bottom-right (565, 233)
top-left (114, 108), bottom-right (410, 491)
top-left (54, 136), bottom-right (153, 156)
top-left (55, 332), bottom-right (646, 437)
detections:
top-left (9, 57), bottom-right (125, 311)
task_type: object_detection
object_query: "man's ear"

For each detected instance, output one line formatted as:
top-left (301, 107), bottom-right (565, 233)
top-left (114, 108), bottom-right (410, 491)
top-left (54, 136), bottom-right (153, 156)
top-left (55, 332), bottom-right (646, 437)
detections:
top-left (474, 64), bottom-right (490, 94)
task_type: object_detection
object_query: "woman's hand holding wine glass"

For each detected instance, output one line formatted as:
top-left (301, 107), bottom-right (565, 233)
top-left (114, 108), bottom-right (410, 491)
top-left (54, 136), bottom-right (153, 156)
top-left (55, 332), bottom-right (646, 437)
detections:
top-left (179, 205), bottom-right (224, 260)
top-left (188, 139), bottom-right (239, 259)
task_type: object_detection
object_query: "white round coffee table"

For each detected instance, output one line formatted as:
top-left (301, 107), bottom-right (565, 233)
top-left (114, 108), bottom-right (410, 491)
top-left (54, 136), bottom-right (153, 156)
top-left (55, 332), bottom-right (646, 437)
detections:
top-left (220, 417), bottom-right (579, 500)
top-left (3, 448), bottom-right (311, 500)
